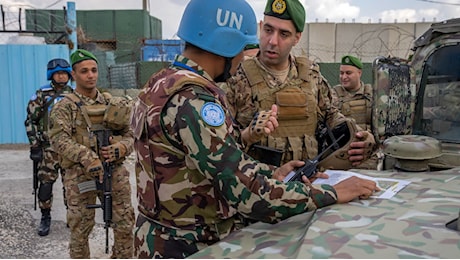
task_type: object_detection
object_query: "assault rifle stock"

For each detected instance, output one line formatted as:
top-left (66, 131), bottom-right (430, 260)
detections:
top-left (86, 130), bottom-right (113, 254)
top-left (283, 134), bottom-right (345, 183)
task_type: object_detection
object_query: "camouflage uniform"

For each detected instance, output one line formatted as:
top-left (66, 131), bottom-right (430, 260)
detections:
top-left (331, 82), bottom-right (373, 131)
top-left (49, 90), bottom-right (135, 258)
top-left (330, 82), bottom-right (381, 169)
top-left (226, 55), bottom-right (351, 166)
top-left (131, 55), bottom-right (339, 259)
top-left (25, 82), bottom-right (73, 210)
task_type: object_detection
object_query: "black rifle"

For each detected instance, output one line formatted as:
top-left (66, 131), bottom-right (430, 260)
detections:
top-left (30, 146), bottom-right (43, 211)
top-left (283, 134), bottom-right (345, 183)
top-left (33, 160), bottom-right (39, 210)
top-left (86, 130), bottom-right (113, 254)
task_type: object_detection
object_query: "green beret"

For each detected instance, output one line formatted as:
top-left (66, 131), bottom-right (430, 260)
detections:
top-left (341, 55), bottom-right (363, 69)
top-left (70, 49), bottom-right (98, 66)
top-left (264, 0), bottom-right (306, 32)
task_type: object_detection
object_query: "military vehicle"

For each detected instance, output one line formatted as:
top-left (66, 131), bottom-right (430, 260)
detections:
top-left (188, 18), bottom-right (460, 258)
top-left (374, 17), bottom-right (460, 172)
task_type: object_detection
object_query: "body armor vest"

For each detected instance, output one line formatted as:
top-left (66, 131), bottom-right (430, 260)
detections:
top-left (242, 57), bottom-right (319, 162)
top-left (132, 68), bottom-right (239, 238)
top-left (333, 83), bottom-right (372, 131)
top-left (59, 93), bottom-right (110, 168)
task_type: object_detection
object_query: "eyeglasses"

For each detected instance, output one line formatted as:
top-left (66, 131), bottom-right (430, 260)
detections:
top-left (47, 59), bottom-right (70, 70)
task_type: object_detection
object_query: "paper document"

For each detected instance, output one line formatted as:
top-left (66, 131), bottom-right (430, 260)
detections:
top-left (313, 170), bottom-right (411, 199)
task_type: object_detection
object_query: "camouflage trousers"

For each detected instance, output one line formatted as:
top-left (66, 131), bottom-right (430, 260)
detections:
top-left (37, 147), bottom-right (66, 210)
top-left (134, 214), bottom-right (218, 258)
top-left (64, 163), bottom-right (135, 259)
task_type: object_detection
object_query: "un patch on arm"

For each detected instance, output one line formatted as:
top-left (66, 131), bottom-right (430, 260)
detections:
top-left (200, 102), bottom-right (225, 127)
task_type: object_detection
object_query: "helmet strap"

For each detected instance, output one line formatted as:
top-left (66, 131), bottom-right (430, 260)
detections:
top-left (214, 57), bottom-right (233, 83)
top-left (51, 79), bottom-right (68, 88)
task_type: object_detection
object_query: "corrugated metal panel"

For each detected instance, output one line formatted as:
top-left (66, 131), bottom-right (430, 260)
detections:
top-left (141, 39), bottom-right (184, 62)
top-left (0, 44), bottom-right (70, 144)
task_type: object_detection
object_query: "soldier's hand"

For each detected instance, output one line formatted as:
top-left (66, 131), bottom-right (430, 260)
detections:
top-left (348, 130), bottom-right (375, 166)
top-left (333, 176), bottom-right (380, 203)
top-left (29, 146), bottom-right (43, 162)
top-left (86, 159), bottom-right (103, 183)
top-left (272, 160), bottom-right (305, 182)
top-left (242, 104), bottom-right (278, 146)
top-left (101, 137), bottom-right (127, 162)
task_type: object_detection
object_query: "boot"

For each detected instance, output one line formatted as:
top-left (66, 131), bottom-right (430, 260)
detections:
top-left (38, 209), bottom-right (51, 236)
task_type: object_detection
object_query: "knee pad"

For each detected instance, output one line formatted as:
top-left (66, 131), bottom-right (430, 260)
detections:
top-left (38, 182), bottom-right (53, 202)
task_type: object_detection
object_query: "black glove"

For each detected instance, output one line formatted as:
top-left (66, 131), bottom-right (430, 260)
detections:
top-left (30, 146), bottom-right (43, 162)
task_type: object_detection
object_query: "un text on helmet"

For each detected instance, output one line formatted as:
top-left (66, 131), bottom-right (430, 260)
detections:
top-left (216, 8), bottom-right (243, 30)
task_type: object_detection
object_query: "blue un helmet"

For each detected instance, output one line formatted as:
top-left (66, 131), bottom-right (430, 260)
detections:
top-left (177, 0), bottom-right (258, 58)
top-left (47, 58), bottom-right (72, 80)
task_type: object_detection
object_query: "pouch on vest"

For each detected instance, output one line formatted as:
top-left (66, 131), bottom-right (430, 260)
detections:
top-left (275, 92), bottom-right (309, 120)
top-left (104, 96), bottom-right (133, 130)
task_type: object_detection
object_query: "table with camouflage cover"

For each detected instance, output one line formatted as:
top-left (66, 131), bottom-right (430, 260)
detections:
top-left (189, 167), bottom-right (460, 258)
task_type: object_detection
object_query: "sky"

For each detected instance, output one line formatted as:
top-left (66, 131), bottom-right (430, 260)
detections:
top-left (1, 0), bottom-right (460, 39)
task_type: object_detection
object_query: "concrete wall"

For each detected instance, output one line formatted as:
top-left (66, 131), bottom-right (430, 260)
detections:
top-left (293, 22), bottom-right (433, 63)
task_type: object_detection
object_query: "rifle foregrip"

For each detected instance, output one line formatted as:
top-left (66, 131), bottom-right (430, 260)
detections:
top-left (104, 194), bottom-right (112, 223)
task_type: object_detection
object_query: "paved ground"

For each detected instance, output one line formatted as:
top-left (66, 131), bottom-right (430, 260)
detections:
top-left (0, 144), bottom-right (138, 259)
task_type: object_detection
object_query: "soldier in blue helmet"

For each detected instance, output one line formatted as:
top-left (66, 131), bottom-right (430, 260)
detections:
top-left (131, 0), bottom-right (379, 258)
top-left (25, 58), bottom-right (73, 236)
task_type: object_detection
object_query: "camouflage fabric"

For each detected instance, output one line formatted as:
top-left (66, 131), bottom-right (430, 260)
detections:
top-left (131, 55), bottom-right (339, 258)
top-left (25, 82), bottom-right (74, 147)
top-left (24, 82), bottom-right (73, 210)
top-left (36, 147), bottom-right (66, 209)
top-left (331, 82), bottom-right (380, 169)
top-left (49, 90), bottom-right (135, 258)
top-left (226, 55), bottom-right (369, 168)
top-left (331, 81), bottom-right (373, 131)
top-left (372, 56), bottom-right (415, 141)
top-left (189, 167), bottom-right (460, 258)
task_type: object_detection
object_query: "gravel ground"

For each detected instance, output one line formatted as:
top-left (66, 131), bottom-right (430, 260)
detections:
top-left (0, 144), bottom-right (137, 259)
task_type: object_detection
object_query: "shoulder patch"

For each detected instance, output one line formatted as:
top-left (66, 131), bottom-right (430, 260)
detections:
top-left (30, 94), bottom-right (37, 101)
top-left (200, 102), bottom-right (225, 127)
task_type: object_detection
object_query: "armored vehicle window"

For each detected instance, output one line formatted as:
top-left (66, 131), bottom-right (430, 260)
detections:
top-left (417, 45), bottom-right (460, 144)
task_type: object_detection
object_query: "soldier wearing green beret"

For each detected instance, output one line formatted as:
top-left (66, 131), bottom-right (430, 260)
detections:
top-left (49, 49), bottom-right (135, 258)
top-left (225, 0), bottom-right (377, 171)
top-left (330, 55), bottom-right (380, 169)
top-left (129, 0), bottom-right (380, 258)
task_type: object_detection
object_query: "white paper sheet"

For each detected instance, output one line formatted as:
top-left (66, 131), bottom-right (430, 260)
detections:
top-left (313, 170), bottom-right (411, 199)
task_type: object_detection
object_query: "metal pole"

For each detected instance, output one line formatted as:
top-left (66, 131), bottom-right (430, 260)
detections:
top-left (67, 2), bottom-right (77, 55)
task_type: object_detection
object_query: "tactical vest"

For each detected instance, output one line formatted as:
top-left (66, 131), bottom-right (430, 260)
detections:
top-left (132, 68), bottom-right (240, 239)
top-left (333, 83), bottom-right (373, 131)
top-left (242, 57), bottom-right (319, 162)
top-left (59, 92), bottom-right (114, 168)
